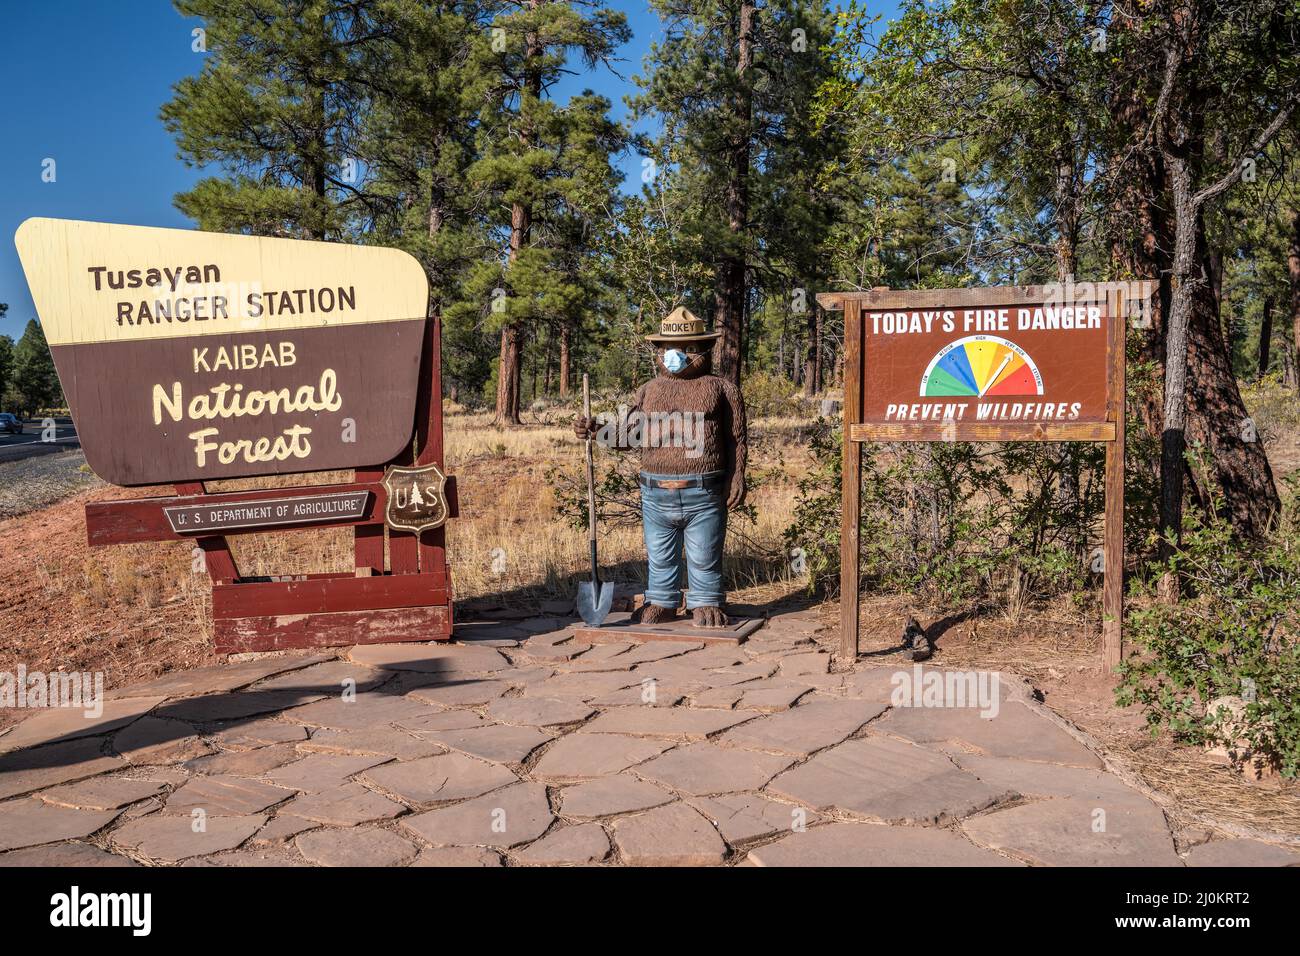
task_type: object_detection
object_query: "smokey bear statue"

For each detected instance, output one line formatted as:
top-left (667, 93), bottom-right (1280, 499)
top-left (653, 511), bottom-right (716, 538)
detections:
top-left (574, 306), bottom-right (747, 628)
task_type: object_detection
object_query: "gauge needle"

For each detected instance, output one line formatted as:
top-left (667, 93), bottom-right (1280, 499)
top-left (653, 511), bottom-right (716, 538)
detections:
top-left (981, 353), bottom-right (1012, 396)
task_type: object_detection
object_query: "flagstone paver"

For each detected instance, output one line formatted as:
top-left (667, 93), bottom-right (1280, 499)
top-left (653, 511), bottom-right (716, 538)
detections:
top-left (0, 798), bottom-right (120, 851)
top-left (559, 774), bottom-right (675, 818)
top-left (410, 846), bottom-right (502, 866)
top-left (0, 737), bottom-right (125, 800)
top-left (361, 752), bottom-right (517, 804)
top-left (37, 776), bottom-right (166, 810)
top-left (532, 734), bottom-right (673, 781)
top-left (688, 793), bottom-right (823, 845)
top-left (961, 796), bottom-right (1182, 866)
top-left (635, 742), bottom-right (794, 795)
top-left (296, 827), bottom-right (418, 866)
top-left (297, 728), bottom-right (446, 761)
top-left (185, 741), bottom-right (302, 776)
top-left (214, 719), bottom-right (309, 750)
top-left (417, 725), bottom-right (554, 764)
top-left (262, 753), bottom-right (391, 793)
top-left (346, 642), bottom-right (508, 674)
top-left (0, 842), bottom-right (137, 866)
top-left (579, 707), bottom-right (761, 739)
top-left (407, 679), bottom-right (510, 708)
top-left (736, 680), bottom-right (813, 712)
top-left (164, 774), bottom-right (297, 815)
top-left (768, 735), bottom-right (1014, 825)
top-left (487, 696), bottom-right (595, 727)
top-left (397, 711), bottom-right (491, 735)
top-left (611, 802), bottom-right (727, 866)
top-left (587, 684), bottom-right (688, 707)
top-left (1183, 838), bottom-right (1300, 866)
top-left (719, 697), bottom-right (887, 757)
top-left (111, 813), bottom-right (267, 862)
top-left (748, 821), bottom-right (1022, 867)
top-left (0, 696), bottom-right (167, 753)
top-left (285, 693), bottom-right (439, 732)
top-left (0, 628), bottom-right (1212, 868)
top-left (112, 716), bottom-right (210, 765)
top-left (516, 822), bottom-right (611, 865)
top-left (401, 781), bottom-right (553, 848)
top-left (251, 814), bottom-right (318, 844)
top-left (522, 671), bottom-right (642, 701)
top-left (252, 660), bottom-right (389, 695)
top-left (278, 782), bottom-right (406, 826)
top-left (877, 700), bottom-right (1102, 768)
top-left (112, 653), bottom-right (333, 699)
top-left (950, 753), bottom-right (1156, 805)
top-left (778, 652), bottom-right (831, 677)
top-left (164, 690), bottom-right (323, 723)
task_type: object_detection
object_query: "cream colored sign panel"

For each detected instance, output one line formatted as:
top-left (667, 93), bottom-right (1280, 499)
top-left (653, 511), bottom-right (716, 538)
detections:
top-left (15, 217), bottom-right (428, 345)
top-left (14, 218), bottom-right (430, 485)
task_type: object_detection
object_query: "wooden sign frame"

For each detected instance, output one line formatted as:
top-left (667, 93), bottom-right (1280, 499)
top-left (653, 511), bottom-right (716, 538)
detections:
top-left (818, 283), bottom-right (1156, 669)
top-left (84, 315), bottom-right (458, 655)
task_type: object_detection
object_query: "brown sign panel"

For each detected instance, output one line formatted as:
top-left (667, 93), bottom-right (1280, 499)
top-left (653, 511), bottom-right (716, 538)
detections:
top-left (14, 218), bottom-right (429, 486)
top-left (860, 292), bottom-right (1111, 438)
top-left (382, 463), bottom-right (448, 534)
top-left (163, 490), bottom-right (371, 534)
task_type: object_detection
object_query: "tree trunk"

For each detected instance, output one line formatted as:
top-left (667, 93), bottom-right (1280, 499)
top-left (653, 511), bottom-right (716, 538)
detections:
top-left (1053, 139), bottom-right (1082, 547)
top-left (712, 0), bottom-right (754, 387)
top-left (1257, 296), bottom-right (1274, 379)
top-left (1288, 206), bottom-right (1300, 389)
top-left (494, 3), bottom-right (542, 427)
top-left (558, 324), bottom-right (571, 398)
top-left (496, 324), bottom-right (523, 427)
top-left (1163, 157), bottom-right (1280, 547)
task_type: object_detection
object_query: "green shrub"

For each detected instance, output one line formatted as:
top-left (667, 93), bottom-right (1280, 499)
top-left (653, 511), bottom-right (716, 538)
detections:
top-left (781, 419), bottom-right (1102, 610)
top-left (1115, 473), bottom-right (1300, 778)
top-left (742, 371), bottom-right (800, 418)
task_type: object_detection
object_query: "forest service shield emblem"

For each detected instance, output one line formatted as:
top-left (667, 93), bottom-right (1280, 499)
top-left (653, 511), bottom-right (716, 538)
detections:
top-left (382, 463), bottom-right (449, 534)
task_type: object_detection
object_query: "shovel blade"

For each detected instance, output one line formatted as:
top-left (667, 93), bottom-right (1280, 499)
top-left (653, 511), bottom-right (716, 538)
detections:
top-left (576, 580), bottom-right (615, 627)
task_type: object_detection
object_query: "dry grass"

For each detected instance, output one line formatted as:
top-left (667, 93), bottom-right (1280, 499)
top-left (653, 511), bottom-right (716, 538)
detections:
top-left (218, 412), bottom-right (811, 606)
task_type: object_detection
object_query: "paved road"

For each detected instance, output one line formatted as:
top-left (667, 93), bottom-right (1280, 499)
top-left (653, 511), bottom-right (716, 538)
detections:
top-left (0, 420), bottom-right (79, 464)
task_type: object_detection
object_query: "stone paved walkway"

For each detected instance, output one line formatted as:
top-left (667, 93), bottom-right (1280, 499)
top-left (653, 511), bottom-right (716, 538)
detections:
top-left (1, 610), bottom-right (1296, 867)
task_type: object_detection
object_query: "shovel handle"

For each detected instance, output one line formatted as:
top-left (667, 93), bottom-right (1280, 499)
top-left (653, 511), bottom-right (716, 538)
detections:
top-left (583, 375), bottom-right (599, 566)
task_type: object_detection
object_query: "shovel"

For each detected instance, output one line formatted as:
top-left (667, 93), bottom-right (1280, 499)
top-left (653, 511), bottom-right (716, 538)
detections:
top-left (576, 374), bottom-right (614, 627)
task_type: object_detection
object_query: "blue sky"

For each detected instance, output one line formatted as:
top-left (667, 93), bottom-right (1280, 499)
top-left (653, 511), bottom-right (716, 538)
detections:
top-left (0, 1), bottom-right (893, 341)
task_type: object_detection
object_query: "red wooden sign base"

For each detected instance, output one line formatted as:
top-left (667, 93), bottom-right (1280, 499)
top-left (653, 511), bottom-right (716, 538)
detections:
top-left (84, 316), bottom-right (457, 656)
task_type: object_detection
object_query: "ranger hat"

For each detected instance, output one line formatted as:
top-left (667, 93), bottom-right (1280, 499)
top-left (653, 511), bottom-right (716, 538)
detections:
top-left (646, 305), bottom-right (722, 344)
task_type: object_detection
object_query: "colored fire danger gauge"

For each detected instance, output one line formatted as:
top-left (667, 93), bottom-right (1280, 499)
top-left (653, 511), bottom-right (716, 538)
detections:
top-left (919, 335), bottom-right (1044, 398)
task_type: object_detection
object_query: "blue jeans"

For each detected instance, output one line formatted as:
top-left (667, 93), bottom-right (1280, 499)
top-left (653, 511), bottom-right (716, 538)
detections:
top-left (640, 471), bottom-right (727, 609)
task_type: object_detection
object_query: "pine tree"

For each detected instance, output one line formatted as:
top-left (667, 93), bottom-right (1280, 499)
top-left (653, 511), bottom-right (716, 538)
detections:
top-left (632, 0), bottom-right (842, 385)
top-left (162, 0), bottom-right (369, 238)
top-left (459, 0), bottom-right (629, 425)
top-left (11, 320), bottom-right (62, 417)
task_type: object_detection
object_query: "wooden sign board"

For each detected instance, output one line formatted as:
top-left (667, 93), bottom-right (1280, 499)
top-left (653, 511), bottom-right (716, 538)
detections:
top-left (163, 490), bottom-right (371, 534)
top-left (15, 218), bottom-right (457, 655)
top-left (818, 282), bottom-right (1156, 669)
top-left (15, 217), bottom-right (428, 486)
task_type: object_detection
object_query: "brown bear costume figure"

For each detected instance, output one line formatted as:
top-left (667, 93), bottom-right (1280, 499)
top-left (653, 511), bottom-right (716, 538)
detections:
top-left (574, 306), bottom-right (747, 627)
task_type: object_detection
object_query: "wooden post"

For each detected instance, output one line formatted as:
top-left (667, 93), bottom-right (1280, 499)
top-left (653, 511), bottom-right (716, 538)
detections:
top-left (840, 303), bottom-right (863, 661)
top-left (1102, 289), bottom-right (1127, 669)
top-left (174, 482), bottom-right (239, 583)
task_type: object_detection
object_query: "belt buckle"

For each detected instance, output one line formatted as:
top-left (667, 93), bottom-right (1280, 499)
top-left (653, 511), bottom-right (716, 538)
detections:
top-left (658, 479), bottom-right (690, 490)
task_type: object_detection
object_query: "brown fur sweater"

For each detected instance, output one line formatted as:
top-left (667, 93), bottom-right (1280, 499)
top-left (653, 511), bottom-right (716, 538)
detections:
top-left (622, 373), bottom-right (747, 479)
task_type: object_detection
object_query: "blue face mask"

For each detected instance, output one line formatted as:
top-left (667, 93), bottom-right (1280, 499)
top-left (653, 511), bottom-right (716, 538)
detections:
top-left (663, 349), bottom-right (689, 373)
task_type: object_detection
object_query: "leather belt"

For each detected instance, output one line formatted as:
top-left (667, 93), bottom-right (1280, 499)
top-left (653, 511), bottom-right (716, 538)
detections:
top-left (639, 474), bottom-right (723, 490)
